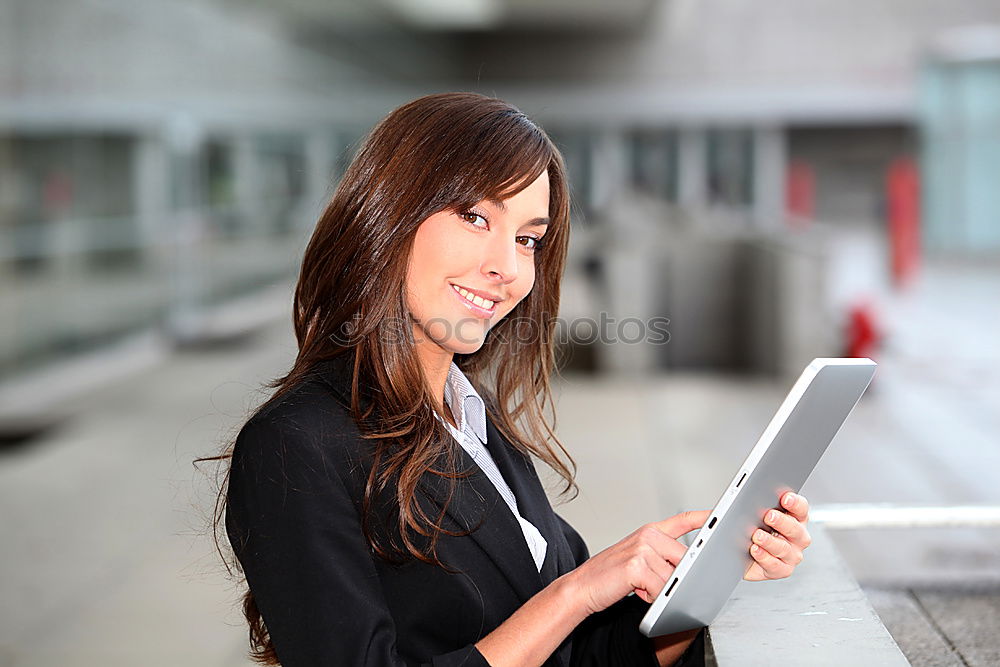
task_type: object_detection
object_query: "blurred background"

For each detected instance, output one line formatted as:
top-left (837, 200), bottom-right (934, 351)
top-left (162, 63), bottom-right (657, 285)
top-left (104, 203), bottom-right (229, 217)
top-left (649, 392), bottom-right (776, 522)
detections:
top-left (1, 0), bottom-right (998, 664)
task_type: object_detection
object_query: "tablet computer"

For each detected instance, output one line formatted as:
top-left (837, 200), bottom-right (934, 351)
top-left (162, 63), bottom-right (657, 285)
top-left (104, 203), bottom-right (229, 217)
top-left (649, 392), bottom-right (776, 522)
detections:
top-left (639, 357), bottom-right (877, 638)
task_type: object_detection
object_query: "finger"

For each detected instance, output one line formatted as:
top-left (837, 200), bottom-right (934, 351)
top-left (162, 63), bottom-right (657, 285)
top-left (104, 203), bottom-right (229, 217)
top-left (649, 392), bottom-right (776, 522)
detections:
top-left (634, 524), bottom-right (689, 566)
top-left (743, 561), bottom-right (766, 582)
top-left (635, 565), bottom-right (673, 604)
top-left (749, 543), bottom-right (794, 579)
top-left (780, 491), bottom-right (810, 523)
top-left (644, 553), bottom-right (676, 594)
top-left (751, 528), bottom-right (803, 566)
top-left (624, 551), bottom-right (674, 603)
top-left (654, 510), bottom-right (712, 539)
top-left (762, 508), bottom-right (811, 549)
top-left (634, 589), bottom-right (655, 604)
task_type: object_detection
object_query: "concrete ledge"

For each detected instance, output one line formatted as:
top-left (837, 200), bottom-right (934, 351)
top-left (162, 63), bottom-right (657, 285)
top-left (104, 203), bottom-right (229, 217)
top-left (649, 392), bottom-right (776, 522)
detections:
top-left (0, 284), bottom-right (289, 436)
top-left (167, 282), bottom-right (292, 344)
top-left (0, 329), bottom-right (169, 435)
top-left (705, 524), bottom-right (909, 666)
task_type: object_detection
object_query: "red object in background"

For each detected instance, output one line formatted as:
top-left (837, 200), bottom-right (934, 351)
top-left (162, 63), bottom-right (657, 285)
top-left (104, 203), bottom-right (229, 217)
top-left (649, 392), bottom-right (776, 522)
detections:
top-left (886, 156), bottom-right (921, 288)
top-left (785, 160), bottom-right (815, 227)
top-left (846, 301), bottom-right (881, 360)
top-left (43, 170), bottom-right (74, 212)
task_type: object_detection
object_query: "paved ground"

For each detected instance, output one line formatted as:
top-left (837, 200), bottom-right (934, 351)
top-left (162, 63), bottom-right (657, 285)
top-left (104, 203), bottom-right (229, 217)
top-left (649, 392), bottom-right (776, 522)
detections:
top-left (0, 258), bottom-right (997, 665)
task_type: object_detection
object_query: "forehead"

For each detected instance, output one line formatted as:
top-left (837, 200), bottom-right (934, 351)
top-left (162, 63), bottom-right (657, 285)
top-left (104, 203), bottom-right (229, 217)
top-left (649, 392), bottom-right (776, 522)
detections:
top-left (489, 170), bottom-right (549, 212)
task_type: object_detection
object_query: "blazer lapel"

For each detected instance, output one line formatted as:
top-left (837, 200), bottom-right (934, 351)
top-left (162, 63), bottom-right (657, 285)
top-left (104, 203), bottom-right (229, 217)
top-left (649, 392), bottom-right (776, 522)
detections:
top-left (312, 354), bottom-right (547, 603)
top-left (424, 449), bottom-right (546, 603)
top-left (484, 417), bottom-right (577, 583)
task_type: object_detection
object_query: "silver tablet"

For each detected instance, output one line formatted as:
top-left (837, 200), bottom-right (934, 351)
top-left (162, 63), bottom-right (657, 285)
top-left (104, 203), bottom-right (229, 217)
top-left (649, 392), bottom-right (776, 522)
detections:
top-left (639, 357), bottom-right (877, 638)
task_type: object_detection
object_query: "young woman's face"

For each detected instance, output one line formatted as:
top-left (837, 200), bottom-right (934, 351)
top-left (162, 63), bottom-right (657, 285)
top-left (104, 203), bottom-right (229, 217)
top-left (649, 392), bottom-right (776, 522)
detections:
top-left (405, 170), bottom-right (550, 361)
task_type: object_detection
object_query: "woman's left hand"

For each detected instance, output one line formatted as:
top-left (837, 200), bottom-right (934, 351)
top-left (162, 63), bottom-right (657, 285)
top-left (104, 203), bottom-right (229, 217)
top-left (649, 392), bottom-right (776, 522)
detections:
top-left (743, 491), bottom-right (812, 582)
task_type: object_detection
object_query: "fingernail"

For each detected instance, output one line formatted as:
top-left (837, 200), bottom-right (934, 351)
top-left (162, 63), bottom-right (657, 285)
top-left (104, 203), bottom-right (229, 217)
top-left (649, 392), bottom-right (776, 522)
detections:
top-left (783, 494), bottom-right (794, 508)
top-left (767, 510), bottom-right (778, 523)
top-left (754, 529), bottom-right (766, 543)
top-left (751, 544), bottom-right (760, 555)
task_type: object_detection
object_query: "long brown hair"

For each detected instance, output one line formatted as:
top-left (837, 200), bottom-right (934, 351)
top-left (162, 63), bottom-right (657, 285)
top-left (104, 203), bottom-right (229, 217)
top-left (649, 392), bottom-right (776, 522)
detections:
top-left (203, 92), bottom-right (576, 664)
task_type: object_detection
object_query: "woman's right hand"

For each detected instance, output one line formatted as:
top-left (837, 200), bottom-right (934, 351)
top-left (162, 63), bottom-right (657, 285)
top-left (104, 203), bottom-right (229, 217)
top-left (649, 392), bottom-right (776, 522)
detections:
top-left (563, 510), bottom-right (711, 615)
top-left (475, 510), bottom-right (711, 667)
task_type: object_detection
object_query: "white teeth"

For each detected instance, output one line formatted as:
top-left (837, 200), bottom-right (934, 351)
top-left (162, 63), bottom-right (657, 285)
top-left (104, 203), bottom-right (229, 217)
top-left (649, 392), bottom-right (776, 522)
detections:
top-left (451, 284), bottom-right (494, 310)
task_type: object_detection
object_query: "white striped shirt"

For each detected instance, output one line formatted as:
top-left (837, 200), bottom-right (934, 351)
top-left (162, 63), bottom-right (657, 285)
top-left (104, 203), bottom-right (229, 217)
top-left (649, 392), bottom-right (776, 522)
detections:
top-left (435, 362), bottom-right (548, 572)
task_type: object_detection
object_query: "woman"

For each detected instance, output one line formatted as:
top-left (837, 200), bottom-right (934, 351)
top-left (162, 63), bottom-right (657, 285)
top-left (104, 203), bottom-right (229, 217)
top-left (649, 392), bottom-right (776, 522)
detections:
top-left (216, 92), bottom-right (812, 666)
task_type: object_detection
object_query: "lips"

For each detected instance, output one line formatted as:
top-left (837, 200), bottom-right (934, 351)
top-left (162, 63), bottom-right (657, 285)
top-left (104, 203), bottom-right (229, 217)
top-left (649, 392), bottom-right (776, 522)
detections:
top-left (450, 283), bottom-right (498, 318)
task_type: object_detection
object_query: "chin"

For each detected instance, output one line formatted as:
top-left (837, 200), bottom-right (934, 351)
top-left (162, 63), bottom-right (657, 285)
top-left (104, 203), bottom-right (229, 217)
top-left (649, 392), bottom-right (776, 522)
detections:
top-left (447, 338), bottom-right (487, 356)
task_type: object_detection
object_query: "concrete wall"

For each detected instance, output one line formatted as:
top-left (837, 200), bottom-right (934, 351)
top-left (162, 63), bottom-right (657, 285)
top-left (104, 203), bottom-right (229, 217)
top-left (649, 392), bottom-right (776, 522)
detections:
top-left (462, 0), bottom-right (1000, 124)
top-left (0, 0), bottom-right (460, 127)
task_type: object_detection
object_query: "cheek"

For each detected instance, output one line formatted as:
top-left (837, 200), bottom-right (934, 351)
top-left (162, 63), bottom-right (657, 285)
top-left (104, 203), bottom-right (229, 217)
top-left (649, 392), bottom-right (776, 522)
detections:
top-left (412, 220), bottom-right (471, 277)
top-left (511, 259), bottom-right (537, 304)
top-left (403, 257), bottom-right (435, 322)
top-left (405, 222), bottom-right (447, 296)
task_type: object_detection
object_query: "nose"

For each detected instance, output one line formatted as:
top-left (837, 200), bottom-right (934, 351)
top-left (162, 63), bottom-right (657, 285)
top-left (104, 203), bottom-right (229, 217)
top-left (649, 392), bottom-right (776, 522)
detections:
top-left (481, 232), bottom-right (519, 284)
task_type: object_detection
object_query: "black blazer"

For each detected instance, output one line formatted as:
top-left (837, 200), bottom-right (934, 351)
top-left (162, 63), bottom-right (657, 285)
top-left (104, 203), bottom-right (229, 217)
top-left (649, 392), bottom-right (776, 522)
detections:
top-left (226, 355), bottom-right (688, 666)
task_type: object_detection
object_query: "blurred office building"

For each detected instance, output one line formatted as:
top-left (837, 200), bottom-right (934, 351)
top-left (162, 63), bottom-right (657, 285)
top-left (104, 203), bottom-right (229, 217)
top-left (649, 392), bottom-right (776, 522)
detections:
top-left (3, 0), bottom-right (1000, 397)
top-left (2, 1), bottom-right (1000, 665)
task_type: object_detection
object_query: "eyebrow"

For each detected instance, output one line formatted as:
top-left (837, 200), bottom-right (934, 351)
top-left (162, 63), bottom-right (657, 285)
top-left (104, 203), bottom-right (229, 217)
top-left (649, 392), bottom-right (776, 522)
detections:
top-left (487, 197), bottom-right (550, 227)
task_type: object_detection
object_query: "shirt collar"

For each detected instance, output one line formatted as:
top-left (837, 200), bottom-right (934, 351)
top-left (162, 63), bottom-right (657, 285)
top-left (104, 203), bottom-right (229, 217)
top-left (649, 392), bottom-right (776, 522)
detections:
top-left (442, 361), bottom-right (487, 445)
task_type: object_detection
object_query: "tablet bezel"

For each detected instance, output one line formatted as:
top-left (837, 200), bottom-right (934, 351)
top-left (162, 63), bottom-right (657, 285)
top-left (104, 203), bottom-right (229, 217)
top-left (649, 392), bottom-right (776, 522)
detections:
top-left (638, 357), bottom-right (877, 638)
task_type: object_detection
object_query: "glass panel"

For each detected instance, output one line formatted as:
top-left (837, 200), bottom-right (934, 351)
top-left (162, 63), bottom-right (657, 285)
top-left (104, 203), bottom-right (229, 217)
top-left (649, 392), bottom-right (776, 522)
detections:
top-left (191, 133), bottom-right (305, 309)
top-left (547, 129), bottom-right (594, 222)
top-left (707, 128), bottom-right (754, 208)
top-left (0, 133), bottom-right (167, 378)
top-left (628, 128), bottom-right (679, 201)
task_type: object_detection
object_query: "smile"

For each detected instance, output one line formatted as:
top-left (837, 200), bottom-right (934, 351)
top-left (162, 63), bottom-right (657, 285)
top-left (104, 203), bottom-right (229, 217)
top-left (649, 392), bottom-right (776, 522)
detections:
top-left (450, 284), bottom-right (498, 317)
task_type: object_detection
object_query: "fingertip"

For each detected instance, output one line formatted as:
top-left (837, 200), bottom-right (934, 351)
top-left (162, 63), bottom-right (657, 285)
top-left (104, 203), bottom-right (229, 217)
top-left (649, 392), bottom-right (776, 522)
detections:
top-left (688, 509), bottom-right (711, 524)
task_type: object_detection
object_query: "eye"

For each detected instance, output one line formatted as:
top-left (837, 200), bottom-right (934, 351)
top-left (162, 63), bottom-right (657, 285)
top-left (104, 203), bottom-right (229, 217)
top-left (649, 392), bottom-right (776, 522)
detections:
top-left (459, 210), bottom-right (488, 229)
top-left (517, 235), bottom-right (546, 252)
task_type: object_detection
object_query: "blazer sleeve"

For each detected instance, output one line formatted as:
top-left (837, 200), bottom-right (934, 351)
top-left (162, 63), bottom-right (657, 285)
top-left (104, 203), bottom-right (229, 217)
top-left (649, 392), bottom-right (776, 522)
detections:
top-left (225, 414), bottom-right (490, 667)
top-left (555, 514), bottom-right (705, 667)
